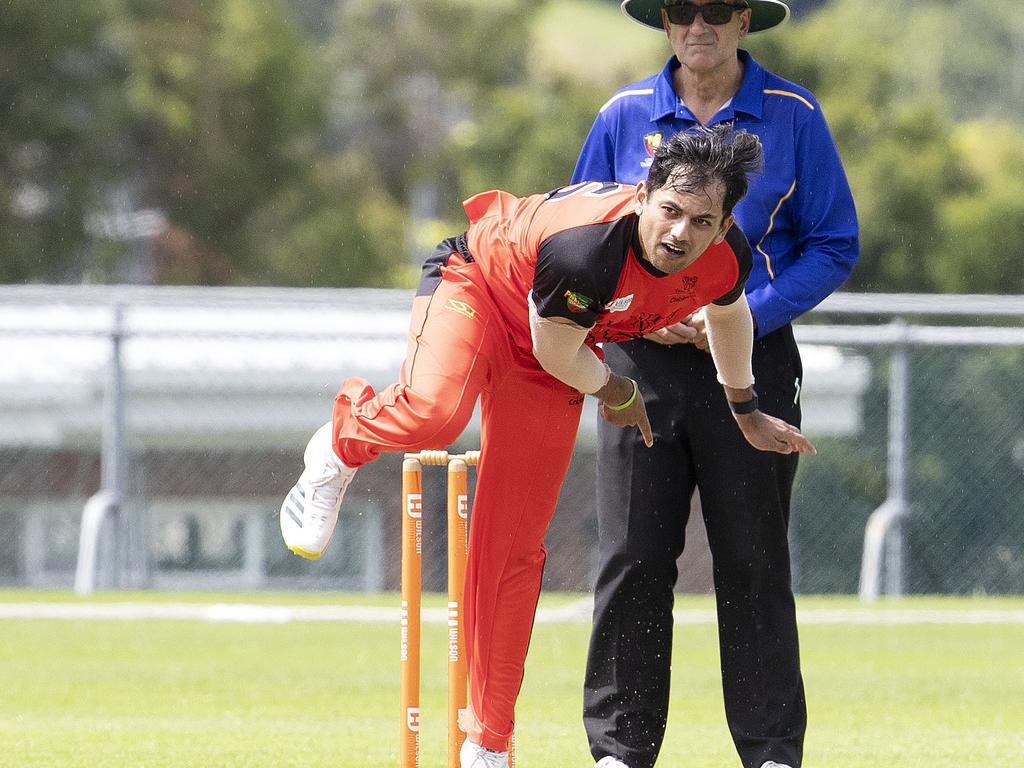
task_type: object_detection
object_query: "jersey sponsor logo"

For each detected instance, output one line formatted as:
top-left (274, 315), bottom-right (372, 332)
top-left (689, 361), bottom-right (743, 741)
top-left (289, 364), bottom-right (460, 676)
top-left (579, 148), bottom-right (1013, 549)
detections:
top-left (643, 131), bottom-right (663, 156)
top-left (444, 298), bottom-right (477, 319)
top-left (564, 290), bottom-right (592, 313)
top-left (603, 294), bottom-right (634, 313)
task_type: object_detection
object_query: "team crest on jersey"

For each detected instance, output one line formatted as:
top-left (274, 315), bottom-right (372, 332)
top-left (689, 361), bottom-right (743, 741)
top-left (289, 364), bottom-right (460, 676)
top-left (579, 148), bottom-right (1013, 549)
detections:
top-left (674, 275), bottom-right (698, 299)
top-left (643, 131), bottom-right (663, 156)
top-left (564, 290), bottom-right (592, 313)
top-left (603, 294), bottom-right (634, 313)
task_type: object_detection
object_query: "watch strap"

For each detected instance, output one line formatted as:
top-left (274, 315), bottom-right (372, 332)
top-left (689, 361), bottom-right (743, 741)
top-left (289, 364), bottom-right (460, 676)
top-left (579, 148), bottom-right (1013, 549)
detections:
top-left (727, 390), bottom-right (759, 415)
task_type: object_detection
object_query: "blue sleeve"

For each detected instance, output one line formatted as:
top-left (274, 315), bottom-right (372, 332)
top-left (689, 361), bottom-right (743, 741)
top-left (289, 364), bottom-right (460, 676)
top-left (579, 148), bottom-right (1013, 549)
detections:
top-left (571, 112), bottom-right (617, 185)
top-left (747, 107), bottom-right (860, 336)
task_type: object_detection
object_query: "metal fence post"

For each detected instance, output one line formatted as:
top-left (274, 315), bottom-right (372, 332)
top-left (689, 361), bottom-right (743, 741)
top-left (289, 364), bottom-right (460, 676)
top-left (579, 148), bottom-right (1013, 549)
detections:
top-left (885, 320), bottom-right (910, 596)
top-left (859, 319), bottom-right (910, 601)
top-left (74, 304), bottom-right (128, 594)
top-left (102, 305), bottom-right (127, 504)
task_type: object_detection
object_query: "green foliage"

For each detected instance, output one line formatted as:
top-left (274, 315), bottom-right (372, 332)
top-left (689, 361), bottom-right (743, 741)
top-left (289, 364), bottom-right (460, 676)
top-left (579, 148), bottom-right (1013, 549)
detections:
top-left (747, 0), bottom-right (1024, 294)
top-left (327, 0), bottom-right (585, 262)
top-left (328, 0), bottom-right (534, 196)
top-left (3, 0), bottom-right (1024, 288)
top-left (1, 0), bottom-right (404, 286)
top-left (244, 149), bottom-right (410, 288)
top-left (448, 0), bottom-right (664, 198)
top-left (896, 0), bottom-right (1024, 123)
top-left (110, 0), bottom-right (400, 286)
top-left (938, 120), bottom-right (1024, 293)
top-left (530, 0), bottom-right (666, 89)
top-left (0, 0), bottom-right (125, 282)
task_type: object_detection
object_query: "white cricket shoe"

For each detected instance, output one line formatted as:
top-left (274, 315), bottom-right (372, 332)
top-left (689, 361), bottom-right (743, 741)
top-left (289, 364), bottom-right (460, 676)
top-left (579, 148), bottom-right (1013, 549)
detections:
top-left (595, 757), bottom-right (631, 768)
top-left (760, 762), bottom-right (794, 768)
top-left (460, 738), bottom-right (510, 768)
top-left (279, 422), bottom-right (356, 559)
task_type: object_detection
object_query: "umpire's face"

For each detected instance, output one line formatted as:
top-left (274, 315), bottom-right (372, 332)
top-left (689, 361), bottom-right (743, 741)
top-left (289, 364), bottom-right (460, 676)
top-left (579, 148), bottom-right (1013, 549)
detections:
top-left (662, 1), bottom-right (750, 75)
top-left (634, 176), bottom-right (733, 275)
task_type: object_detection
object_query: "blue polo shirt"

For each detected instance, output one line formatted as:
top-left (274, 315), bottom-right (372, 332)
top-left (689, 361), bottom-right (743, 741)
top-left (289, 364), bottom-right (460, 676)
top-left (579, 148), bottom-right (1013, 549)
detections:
top-left (572, 51), bottom-right (859, 337)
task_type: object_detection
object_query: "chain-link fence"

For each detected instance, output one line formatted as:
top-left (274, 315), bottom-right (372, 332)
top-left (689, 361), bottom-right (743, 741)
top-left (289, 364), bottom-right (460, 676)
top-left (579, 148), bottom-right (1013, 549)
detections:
top-left (1, 286), bottom-right (1022, 597)
top-left (790, 319), bottom-right (1024, 596)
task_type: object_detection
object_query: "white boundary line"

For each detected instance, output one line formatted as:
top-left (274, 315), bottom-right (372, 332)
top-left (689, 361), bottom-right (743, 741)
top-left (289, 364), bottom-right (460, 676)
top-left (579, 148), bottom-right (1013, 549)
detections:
top-left (1, 600), bottom-right (1024, 625)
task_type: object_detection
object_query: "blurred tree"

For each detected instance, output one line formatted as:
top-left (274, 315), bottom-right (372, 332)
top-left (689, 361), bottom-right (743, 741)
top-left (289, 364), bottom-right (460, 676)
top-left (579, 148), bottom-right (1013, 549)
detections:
top-left (326, 0), bottom-right (542, 271)
top-left (453, 0), bottom-right (664, 196)
top-left (326, 0), bottom-right (665, 270)
top-left (113, 0), bottom-right (404, 286)
top-left (938, 120), bottom-right (1024, 293)
top-left (785, 0), bottom-right (831, 15)
top-left (0, 0), bottom-right (126, 282)
top-left (746, 0), bottom-right (1024, 293)
top-left (4, 0), bottom-right (1024, 291)
top-left (1, 0), bottom-right (404, 286)
top-left (749, 0), bottom-right (1024, 595)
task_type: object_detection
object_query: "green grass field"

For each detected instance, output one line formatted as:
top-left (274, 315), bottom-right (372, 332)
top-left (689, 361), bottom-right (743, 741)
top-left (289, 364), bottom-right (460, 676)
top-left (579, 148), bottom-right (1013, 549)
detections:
top-left (1, 592), bottom-right (1022, 767)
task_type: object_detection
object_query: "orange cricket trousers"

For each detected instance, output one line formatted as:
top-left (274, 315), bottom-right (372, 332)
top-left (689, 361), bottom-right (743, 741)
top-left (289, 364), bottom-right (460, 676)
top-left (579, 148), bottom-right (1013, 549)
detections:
top-left (331, 251), bottom-right (585, 751)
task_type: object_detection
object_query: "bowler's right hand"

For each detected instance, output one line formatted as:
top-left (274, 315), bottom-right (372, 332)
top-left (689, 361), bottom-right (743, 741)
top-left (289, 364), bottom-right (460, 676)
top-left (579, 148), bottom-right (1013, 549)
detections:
top-left (596, 374), bottom-right (653, 448)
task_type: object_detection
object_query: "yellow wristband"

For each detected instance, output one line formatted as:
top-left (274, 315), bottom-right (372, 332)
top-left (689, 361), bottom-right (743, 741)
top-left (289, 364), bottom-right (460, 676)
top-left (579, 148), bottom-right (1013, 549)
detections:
top-left (605, 378), bottom-right (638, 412)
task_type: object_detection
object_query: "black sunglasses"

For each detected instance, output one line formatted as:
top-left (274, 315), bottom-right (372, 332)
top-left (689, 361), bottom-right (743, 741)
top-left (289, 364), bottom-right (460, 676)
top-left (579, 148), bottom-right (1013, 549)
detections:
top-left (664, 2), bottom-right (749, 26)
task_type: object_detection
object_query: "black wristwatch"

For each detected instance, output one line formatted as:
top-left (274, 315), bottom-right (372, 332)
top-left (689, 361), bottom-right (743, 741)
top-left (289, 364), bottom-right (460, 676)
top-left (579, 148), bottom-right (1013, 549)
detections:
top-left (727, 390), bottom-right (759, 415)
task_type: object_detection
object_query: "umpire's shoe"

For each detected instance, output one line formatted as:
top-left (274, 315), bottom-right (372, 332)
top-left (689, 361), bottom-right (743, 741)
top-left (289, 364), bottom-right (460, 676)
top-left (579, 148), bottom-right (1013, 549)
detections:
top-left (280, 421), bottom-right (356, 559)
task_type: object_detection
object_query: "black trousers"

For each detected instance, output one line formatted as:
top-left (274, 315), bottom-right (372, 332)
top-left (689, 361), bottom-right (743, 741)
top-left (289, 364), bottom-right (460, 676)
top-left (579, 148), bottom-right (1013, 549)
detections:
top-left (585, 326), bottom-right (806, 768)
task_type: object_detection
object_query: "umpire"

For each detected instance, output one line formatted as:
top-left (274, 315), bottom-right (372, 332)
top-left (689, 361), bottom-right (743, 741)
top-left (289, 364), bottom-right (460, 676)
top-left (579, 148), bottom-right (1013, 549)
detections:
top-left (575, 2), bottom-right (859, 768)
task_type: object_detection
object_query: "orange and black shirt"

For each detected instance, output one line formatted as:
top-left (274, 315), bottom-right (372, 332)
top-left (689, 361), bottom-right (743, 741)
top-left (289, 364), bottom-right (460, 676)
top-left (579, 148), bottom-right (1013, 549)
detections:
top-left (427, 181), bottom-right (751, 355)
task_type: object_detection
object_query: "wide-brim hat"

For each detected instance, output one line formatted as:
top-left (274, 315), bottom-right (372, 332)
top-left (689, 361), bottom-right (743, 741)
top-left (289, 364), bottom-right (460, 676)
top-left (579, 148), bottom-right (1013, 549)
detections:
top-left (622, 0), bottom-right (790, 33)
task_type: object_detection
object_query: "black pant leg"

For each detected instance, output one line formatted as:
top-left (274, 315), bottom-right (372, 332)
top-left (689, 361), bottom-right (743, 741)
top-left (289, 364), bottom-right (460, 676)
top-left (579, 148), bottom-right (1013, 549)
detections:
top-left (587, 328), bottom-right (807, 768)
top-left (689, 325), bottom-right (806, 768)
top-left (584, 340), bottom-right (696, 768)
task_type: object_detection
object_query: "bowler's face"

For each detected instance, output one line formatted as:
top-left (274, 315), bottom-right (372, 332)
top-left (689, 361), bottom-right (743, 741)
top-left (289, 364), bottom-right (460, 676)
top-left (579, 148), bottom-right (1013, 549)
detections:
top-left (635, 177), bottom-right (733, 274)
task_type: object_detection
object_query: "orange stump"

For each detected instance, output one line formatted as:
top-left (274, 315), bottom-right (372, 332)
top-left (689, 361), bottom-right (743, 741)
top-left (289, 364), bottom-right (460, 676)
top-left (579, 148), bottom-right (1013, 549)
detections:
top-left (400, 458), bottom-right (423, 768)
top-left (447, 458), bottom-right (469, 766)
top-left (401, 451), bottom-right (513, 767)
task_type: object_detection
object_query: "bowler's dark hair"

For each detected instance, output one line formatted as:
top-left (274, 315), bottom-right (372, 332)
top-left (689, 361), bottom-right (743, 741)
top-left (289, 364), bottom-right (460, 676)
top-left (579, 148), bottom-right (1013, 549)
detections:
top-left (646, 125), bottom-right (763, 216)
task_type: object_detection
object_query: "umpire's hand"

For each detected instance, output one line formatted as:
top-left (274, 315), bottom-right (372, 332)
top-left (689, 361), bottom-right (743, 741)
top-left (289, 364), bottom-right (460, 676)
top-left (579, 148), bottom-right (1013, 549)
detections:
top-left (733, 410), bottom-right (816, 455)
